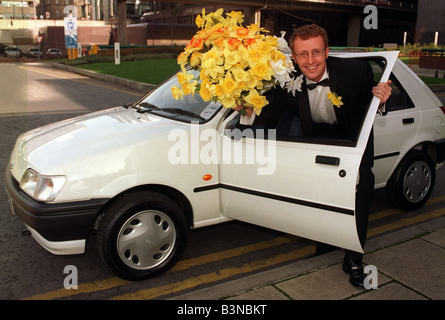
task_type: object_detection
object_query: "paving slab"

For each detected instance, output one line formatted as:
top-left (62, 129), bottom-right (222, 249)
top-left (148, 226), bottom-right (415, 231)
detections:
top-left (351, 282), bottom-right (428, 300)
top-left (227, 286), bottom-right (290, 300)
top-left (364, 237), bottom-right (445, 300)
top-left (422, 228), bottom-right (445, 248)
top-left (274, 264), bottom-right (361, 300)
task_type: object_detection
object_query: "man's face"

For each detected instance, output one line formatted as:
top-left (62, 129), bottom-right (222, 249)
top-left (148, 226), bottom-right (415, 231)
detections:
top-left (291, 35), bottom-right (329, 82)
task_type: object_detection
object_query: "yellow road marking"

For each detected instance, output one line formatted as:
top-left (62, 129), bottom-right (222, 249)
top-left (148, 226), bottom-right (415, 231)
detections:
top-left (369, 194), bottom-right (445, 221)
top-left (171, 236), bottom-right (293, 272)
top-left (22, 277), bottom-right (132, 300)
top-left (110, 245), bottom-right (316, 300)
top-left (19, 65), bottom-right (82, 79)
top-left (367, 207), bottom-right (445, 237)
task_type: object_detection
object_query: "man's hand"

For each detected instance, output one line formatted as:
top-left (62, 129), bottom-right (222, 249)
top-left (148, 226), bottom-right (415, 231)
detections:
top-left (235, 104), bottom-right (254, 117)
top-left (372, 80), bottom-right (392, 105)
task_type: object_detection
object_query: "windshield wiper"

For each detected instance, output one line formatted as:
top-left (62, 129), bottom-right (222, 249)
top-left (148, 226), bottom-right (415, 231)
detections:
top-left (136, 105), bottom-right (205, 121)
top-left (161, 108), bottom-right (206, 121)
top-left (135, 102), bottom-right (161, 113)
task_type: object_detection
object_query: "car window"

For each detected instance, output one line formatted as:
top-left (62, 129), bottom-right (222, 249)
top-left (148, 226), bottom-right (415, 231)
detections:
top-left (136, 71), bottom-right (222, 123)
top-left (385, 74), bottom-right (415, 112)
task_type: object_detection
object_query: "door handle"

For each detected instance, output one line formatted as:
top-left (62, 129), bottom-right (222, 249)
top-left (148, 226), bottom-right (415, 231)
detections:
top-left (315, 155), bottom-right (340, 166)
top-left (402, 118), bottom-right (414, 125)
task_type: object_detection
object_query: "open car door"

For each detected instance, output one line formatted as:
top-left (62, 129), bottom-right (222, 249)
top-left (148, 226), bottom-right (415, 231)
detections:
top-left (217, 51), bottom-right (398, 253)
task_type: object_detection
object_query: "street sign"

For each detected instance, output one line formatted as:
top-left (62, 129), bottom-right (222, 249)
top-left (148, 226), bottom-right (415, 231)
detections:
top-left (65, 35), bottom-right (78, 49)
top-left (64, 16), bottom-right (78, 49)
top-left (36, 36), bottom-right (43, 43)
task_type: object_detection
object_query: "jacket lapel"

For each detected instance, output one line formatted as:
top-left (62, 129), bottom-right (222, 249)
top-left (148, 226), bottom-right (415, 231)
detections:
top-left (297, 80), bottom-right (314, 137)
top-left (327, 58), bottom-right (343, 125)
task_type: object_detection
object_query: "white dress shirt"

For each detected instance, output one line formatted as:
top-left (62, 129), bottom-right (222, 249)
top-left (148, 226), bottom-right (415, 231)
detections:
top-left (306, 71), bottom-right (337, 124)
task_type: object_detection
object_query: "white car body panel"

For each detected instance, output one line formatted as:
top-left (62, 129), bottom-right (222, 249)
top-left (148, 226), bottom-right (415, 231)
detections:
top-left (373, 57), bottom-right (445, 188)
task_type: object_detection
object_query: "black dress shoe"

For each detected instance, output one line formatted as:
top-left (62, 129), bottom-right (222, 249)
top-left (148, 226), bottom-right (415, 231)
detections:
top-left (342, 258), bottom-right (366, 288)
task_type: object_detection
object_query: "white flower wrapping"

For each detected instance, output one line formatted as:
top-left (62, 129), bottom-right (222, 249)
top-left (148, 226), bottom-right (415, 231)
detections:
top-left (272, 32), bottom-right (303, 97)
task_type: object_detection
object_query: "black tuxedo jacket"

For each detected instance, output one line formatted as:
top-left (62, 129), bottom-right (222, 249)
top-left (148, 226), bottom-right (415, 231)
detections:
top-left (255, 56), bottom-right (375, 142)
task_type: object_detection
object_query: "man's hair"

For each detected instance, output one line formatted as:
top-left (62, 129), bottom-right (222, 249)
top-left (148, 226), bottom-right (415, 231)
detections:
top-left (289, 24), bottom-right (329, 49)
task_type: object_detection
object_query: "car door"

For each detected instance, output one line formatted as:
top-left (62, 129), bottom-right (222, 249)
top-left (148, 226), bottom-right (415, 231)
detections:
top-left (217, 51), bottom-right (398, 253)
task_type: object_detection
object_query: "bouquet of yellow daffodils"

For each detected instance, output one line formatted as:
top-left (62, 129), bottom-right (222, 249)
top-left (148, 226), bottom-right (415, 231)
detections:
top-left (172, 8), bottom-right (303, 116)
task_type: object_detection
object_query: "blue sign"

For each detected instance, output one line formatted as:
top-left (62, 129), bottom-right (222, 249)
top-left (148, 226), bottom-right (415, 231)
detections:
top-left (65, 35), bottom-right (78, 49)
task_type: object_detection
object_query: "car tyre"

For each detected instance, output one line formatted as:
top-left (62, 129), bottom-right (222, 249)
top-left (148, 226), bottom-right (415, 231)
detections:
top-left (386, 150), bottom-right (435, 211)
top-left (97, 190), bottom-right (188, 280)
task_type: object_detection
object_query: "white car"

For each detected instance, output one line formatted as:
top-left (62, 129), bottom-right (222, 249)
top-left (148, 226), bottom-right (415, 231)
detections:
top-left (5, 51), bottom-right (445, 280)
top-left (26, 48), bottom-right (43, 58)
top-left (3, 47), bottom-right (22, 58)
top-left (46, 48), bottom-right (63, 58)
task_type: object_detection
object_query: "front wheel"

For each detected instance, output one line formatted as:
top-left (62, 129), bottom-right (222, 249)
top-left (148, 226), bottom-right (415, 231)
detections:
top-left (386, 150), bottom-right (436, 211)
top-left (97, 191), bottom-right (188, 280)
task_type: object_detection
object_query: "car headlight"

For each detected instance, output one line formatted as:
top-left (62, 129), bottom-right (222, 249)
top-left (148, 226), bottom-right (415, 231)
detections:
top-left (19, 168), bottom-right (67, 202)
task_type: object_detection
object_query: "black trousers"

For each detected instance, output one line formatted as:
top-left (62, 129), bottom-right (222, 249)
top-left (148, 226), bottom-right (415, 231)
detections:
top-left (316, 133), bottom-right (375, 262)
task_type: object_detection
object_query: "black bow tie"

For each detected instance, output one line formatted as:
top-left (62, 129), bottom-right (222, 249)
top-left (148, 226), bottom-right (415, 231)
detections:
top-left (307, 78), bottom-right (330, 90)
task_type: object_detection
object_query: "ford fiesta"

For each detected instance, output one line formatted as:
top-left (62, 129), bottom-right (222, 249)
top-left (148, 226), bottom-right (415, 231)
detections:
top-left (5, 51), bottom-right (445, 280)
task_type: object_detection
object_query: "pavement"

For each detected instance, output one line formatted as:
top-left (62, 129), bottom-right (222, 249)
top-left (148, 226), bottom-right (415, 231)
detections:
top-left (49, 61), bottom-right (445, 301)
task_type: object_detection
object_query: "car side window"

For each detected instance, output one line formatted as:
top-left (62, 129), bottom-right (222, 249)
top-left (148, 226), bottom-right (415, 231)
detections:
top-left (385, 74), bottom-right (415, 112)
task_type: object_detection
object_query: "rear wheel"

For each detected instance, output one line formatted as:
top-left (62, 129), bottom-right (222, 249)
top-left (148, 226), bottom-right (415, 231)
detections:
top-left (386, 150), bottom-right (435, 211)
top-left (97, 190), bottom-right (188, 280)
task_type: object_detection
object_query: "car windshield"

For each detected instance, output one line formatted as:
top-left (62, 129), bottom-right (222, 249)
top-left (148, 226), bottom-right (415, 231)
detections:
top-left (134, 71), bottom-right (222, 124)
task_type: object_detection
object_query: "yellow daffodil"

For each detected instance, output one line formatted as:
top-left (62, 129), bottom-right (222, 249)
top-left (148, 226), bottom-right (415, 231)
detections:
top-left (227, 11), bottom-right (244, 26)
top-left (203, 48), bottom-right (223, 65)
top-left (211, 83), bottom-right (225, 99)
top-left (181, 80), bottom-right (197, 96)
top-left (171, 86), bottom-right (184, 100)
top-left (177, 52), bottom-right (187, 70)
top-left (271, 50), bottom-right (286, 63)
top-left (223, 48), bottom-right (241, 69)
top-left (251, 61), bottom-right (272, 81)
top-left (189, 51), bottom-right (202, 68)
top-left (203, 63), bottom-right (224, 79)
top-left (231, 66), bottom-right (249, 83)
top-left (199, 83), bottom-right (212, 101)
top-left (327, 91), bottom-right (344, 108)
top-left (245, 72), bottom-right (261, 89)
top-left (195, 14), bottom-right (204, 29)
top-left (248, 48), bottom-right (262, 63)
top-left (177, 71), bottom-right (194, 85)
top-left (221, 96), bottom-right (236, 109)
top-left (221, 74), bottom-right (238, 94)
top-left (244, 89), bottom-right (269, 115)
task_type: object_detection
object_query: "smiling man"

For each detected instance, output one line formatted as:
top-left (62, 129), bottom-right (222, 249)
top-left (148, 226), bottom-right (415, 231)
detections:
top-left (288, 24), bottom-right (391, 140)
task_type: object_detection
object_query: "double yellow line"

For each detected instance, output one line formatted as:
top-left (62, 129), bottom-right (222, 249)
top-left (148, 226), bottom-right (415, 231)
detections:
top-left (22, 195), bottom-right (445, 300)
